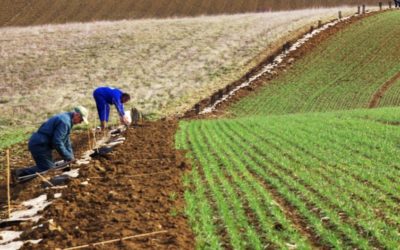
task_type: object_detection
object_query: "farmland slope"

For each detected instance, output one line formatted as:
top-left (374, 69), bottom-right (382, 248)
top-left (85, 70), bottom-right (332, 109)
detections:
top-left (228, 10), bottom-right (400, 117)
top-left (0, 0), bottom-right (381, 27)
top-left (0, 7), bottom-right (398, 250)
top-left (0, 8), bottom-right (358, 149)
top-left (177, 107), bottom-right (400, 249)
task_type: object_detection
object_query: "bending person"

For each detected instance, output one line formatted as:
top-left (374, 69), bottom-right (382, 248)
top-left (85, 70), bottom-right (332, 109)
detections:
top-left (93, 86), bottom-right (131, 130)
top-left (13, 106), bottom-right (89, 180)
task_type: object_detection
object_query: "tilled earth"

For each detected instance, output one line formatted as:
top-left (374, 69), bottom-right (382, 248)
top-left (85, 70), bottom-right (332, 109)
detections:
top-left (0, 120), bottom-right (194, 249)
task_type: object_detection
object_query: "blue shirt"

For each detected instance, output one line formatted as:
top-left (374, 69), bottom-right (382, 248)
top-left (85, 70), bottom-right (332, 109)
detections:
top-left (94, 87), bottom-right (125, 116)
top-left (35, 112), bottom-right (74, 160)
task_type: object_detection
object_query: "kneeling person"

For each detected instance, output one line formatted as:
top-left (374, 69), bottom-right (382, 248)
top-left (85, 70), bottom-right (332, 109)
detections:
top-left (13, 106), bottom-right (89, 179)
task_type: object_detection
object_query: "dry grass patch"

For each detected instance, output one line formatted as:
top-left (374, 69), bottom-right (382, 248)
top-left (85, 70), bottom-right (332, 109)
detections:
top-left (1, 7), bottom-right (358, 129)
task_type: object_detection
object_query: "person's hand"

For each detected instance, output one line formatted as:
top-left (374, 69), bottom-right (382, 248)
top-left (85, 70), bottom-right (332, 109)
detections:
top-left (120, 115), bottom-right (131, 126)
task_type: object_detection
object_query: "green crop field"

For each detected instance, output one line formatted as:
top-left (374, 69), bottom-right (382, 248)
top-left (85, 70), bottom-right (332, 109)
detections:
top-left (176, 107), bottom-right (400, 249)
top-left (229, 11), bottom-right (400, 117)
top-left (177, 11), bottom-right (400, 249)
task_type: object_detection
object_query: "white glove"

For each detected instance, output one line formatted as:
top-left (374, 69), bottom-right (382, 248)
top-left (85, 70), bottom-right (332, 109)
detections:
top-left (121, 115), bottom-right (131, 125)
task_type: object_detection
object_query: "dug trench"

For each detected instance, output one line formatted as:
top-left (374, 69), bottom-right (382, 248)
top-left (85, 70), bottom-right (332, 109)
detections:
top-left (0, 120), bottom-right (194, 249)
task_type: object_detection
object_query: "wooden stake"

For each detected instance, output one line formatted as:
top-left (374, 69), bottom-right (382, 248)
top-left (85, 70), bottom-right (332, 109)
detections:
top-left (87, 123), bottom-right (92, 151)
top-left (62, 230), bottom-right (168, 250)
top-left (6, 149), bottom-right (11, 218)
top-left (92, 121), bottom-right (97, 149)
top-left (36, 172), bottom-right (54, 187)
top-left (92, 130), bottom-right (96, 149)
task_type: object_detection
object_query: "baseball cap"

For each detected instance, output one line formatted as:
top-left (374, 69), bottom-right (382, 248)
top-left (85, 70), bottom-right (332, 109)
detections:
top-left (74, 106), bottom-right (89, 124)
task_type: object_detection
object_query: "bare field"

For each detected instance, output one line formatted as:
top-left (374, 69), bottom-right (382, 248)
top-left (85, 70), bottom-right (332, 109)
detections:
top-left (0, 8), bottom-right (360, 129)
top-left (0, 0), bottom-right (381, 27)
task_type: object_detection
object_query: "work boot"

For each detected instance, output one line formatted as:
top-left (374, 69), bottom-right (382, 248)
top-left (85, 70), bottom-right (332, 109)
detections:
top-left (11, 168), bottom-right (22, 184)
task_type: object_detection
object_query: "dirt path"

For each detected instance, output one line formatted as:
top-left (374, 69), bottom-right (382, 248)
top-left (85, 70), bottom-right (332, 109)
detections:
top-left (1, 121), bottom-right (194, 249)
top-left (368, 71), bottom-right (400, 108)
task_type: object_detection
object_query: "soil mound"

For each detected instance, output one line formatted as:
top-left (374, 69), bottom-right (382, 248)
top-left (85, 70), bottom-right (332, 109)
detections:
top-left (1, 120), bottom-right (194, 249)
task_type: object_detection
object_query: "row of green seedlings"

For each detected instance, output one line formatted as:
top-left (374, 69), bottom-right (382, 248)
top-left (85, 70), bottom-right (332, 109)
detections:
top-left (182, 114), bottom-right (400, 249)
top-left (288, 121), bottom-right (400, 225)
top-left (177, 121), bottom-right (311, 249)
top-left (176, 122), bottom-right (223, 249)
top-left (216, 118), bottom-right (360, 248)
top-left (176, 107), bottom-right (400, 248)
top-left (222, 118), bottom-right (396, 249)
top-left (293, 116), bottom-right (400, 187)
top-left (194, 121), bottom-right (266, 250)
top-left (282, 113), bottom-right (400, 187)
top-left (273, 120), bottom-right (400, 224)
top-left (231, 116), bottom-right (400, 249)
top-left (281, 122), bottom-right (400, 244)
top-left (338, 107), bottom-right (400, 124)
top-left (333, 10), bottom-right (400, 110)
top-left (379, 77), bottom-right (400, 107)
top-left (230, 59), bottom-right (397, 117)
top-left (229, 12), bottom-right (400, 117)
top-left (201, 121), bottom-right (312, 249)
top-left (216, 119), bottom-right (368, 249)
top-left (328, 107), bottom-right (400, 126)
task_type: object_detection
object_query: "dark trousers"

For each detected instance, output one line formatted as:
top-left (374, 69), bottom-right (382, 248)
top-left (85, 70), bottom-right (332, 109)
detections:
top-left (395, 0), bottom-right (400, 7)
top-left (19, 133), bottom-right (55, 176)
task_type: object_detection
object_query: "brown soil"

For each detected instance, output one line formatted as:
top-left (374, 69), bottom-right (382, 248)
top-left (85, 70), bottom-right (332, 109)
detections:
top-left (0, 120), bottom-right (194, 249)
top-left (0, 0), bottom-right (380, 27)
